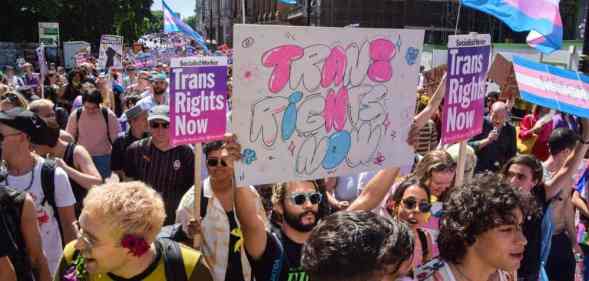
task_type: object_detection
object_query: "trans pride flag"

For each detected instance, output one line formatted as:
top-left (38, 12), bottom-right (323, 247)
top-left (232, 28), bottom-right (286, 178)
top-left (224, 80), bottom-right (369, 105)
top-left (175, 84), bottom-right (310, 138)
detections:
top-left (163, 0), bottom-right (209, 52)
top-left (513, 56), bottom-right (589, 118)
top-left (460, 0), bottom-right (563, 54)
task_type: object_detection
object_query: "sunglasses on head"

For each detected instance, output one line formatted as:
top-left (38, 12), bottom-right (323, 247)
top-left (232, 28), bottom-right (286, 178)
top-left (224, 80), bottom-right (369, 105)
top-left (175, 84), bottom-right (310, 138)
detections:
top-left (150, 122), bottom-right (169, 129)
top-left (207, 158), bottom-right (228, 167)
top-left (288, 192), bottom-right (322, 206)
top-left (401, 197), bottom-right (431, 213)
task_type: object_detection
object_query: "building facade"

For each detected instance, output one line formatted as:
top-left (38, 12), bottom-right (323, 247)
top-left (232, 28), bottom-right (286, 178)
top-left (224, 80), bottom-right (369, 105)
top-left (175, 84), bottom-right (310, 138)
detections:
top-left (200, 0), bottom-right (582, 47)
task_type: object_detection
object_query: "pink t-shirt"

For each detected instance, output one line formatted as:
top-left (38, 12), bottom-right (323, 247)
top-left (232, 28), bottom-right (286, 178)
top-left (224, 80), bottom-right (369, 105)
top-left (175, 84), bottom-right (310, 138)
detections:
top-left (66, 107), bottom-right (120, 156)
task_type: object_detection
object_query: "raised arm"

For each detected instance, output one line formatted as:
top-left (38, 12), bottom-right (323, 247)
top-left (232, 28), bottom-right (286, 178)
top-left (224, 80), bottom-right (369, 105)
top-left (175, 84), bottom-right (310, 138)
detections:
top-left (545, 118), bottom-right (589, 200)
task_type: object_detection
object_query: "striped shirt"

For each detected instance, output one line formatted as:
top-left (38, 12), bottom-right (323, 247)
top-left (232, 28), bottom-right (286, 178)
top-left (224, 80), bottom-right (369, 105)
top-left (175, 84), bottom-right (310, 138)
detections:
top-left (124, 137), bottom-right (194, 225)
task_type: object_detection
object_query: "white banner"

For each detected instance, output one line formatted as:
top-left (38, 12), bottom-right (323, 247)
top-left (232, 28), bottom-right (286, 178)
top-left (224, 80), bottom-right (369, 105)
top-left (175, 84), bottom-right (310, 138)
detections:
top-left (98, 35), bottom-right (124, 70)
top-left (232, 24), bottom-right (424, 185)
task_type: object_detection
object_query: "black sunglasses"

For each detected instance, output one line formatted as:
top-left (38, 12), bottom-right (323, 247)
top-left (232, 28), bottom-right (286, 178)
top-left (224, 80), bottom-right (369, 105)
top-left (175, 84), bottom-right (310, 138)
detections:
top-left (288, 192), bottom-right (323, 205)
top-left (150, 122), bottom-right (169, 129)
top-left (207, 158), bottom-right (228, 167)
top-left (401, 197), bottom-right (431, 213)
top-left (0, 94), bottom-right (18, 103)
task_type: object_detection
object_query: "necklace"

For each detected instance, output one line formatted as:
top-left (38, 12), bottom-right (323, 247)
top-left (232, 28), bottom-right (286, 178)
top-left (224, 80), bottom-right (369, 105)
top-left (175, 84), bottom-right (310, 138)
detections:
top-left (450, 263), bottom-right (477, 281)
top-left (5, 158), bottom-right (36, 192)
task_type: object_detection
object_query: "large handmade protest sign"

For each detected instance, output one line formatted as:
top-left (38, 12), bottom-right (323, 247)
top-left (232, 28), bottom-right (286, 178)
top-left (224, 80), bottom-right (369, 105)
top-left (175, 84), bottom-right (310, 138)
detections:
top-left (513, 56), bottom-right (589, 118)
top-left (233, 24), bottom-right (424, 185)
top-left (441, 33), bottom-right (491, 145)
top-left (169, 56), bottom-right (228, 145)
top-left (98, 35), bottom-right (123, 70)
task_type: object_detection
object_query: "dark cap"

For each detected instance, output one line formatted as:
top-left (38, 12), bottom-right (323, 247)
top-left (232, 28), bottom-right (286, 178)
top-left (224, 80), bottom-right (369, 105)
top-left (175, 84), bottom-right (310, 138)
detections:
top-left (0, 108), bottom-right (51, 145)
top-left (125, 104), bottom-right (147, 121)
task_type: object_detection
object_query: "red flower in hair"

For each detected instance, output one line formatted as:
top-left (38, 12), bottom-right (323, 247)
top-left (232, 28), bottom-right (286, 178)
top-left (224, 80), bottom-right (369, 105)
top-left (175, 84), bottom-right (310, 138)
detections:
top-left (121, 234), bottom-right (150, 257)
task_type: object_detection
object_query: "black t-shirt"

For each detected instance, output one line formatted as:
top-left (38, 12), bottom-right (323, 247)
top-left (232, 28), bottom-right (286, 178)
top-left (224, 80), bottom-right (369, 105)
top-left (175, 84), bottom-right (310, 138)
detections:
top-left (247, 228), bottom-right (308, 281)
top-left (123, 137), bottom-right (194, 225)
top-left (111, 131), bottom-right (148, 172)
top-left (225, 211), bottom-right (246, 281)
top-left (519, 186), bottom-right (548, 281)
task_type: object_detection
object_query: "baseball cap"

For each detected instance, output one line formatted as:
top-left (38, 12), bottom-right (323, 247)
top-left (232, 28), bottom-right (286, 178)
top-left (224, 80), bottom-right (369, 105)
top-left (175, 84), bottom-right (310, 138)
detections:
top-left (125, 104), bottom-right (147, 121)
top-left (152, 72), bottom-right (167, 82)
top-left (0, 108), bottom-right (51, 145)
top-left (148, 105), bottom-right (169, 123)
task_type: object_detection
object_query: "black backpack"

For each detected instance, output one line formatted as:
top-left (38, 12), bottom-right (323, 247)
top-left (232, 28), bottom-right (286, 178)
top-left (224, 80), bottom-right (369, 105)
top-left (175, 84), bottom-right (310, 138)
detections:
top-left (75, 107), bottom-right (112, 145)
top-left (157, 238), bottom-right (188, 281)
top-left (40, 159), bottom-right (64, 242)
top-left (0, 188), bottom-right (35, 281)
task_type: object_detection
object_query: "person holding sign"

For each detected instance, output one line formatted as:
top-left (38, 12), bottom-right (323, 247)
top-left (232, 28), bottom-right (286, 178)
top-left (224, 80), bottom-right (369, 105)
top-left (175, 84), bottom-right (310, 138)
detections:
top-left (175, 140), bottom-right (267, 281)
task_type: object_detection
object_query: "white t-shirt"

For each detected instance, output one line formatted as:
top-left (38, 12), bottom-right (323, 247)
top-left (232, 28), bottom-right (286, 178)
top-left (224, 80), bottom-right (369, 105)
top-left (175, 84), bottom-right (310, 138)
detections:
top-left (4, 157), bottom-right (75, 275)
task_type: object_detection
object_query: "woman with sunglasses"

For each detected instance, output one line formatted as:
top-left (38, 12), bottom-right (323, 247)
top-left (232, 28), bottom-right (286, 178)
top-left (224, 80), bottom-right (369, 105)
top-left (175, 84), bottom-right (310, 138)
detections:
top-left (0, 91), bottom-right (29, 111)
top-left (386, 177), bottom-right (435, 278)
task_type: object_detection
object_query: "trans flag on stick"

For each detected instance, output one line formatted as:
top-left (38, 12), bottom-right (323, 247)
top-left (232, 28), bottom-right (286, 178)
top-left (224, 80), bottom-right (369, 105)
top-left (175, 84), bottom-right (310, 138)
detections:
top-left (163, 0), bottom-right (209, 52)
top-left (460, 0), bottom-right (563, 54)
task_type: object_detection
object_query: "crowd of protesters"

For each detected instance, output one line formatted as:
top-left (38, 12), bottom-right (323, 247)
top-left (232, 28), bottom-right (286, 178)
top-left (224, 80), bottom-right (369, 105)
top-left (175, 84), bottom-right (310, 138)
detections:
top-left (1, 41), bottom-right (589, 281)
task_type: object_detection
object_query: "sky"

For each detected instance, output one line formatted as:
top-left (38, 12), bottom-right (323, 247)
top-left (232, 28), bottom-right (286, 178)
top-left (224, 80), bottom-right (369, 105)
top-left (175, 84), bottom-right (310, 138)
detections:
top-left (151, 0), bottom-right (195, 18)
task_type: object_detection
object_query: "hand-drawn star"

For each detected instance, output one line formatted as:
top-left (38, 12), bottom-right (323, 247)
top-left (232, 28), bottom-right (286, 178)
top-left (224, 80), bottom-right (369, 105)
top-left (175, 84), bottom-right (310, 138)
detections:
top-left (288, 141), bottom-right (296, 156)
top-left (373, 152), bottom-right (385, 166)
top-left (390, 131), bottom-right (397, 141)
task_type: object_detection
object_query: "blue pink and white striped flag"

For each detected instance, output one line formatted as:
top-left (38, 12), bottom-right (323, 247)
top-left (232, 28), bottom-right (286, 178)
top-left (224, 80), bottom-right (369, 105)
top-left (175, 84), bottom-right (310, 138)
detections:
top-left (460, 0), bottom-right (563, 54)
top-left (513, 56), bottom-right (589, 117)
top-left (163, 0), bottom-right (208, 52)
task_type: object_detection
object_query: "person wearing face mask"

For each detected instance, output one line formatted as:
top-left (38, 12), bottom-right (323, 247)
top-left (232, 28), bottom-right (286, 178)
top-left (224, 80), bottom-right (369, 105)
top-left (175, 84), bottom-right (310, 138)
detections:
top-left (469, 101), bottom-right (517, 173)
top-left (136, 73), bottom-right (168, 111)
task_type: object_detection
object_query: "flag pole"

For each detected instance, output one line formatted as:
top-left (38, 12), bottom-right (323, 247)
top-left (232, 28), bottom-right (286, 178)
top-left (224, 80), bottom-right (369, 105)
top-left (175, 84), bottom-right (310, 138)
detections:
top-left (453, 4), bottom-right (468, 188)
top-left (242, 0), bottom-right (246, 24)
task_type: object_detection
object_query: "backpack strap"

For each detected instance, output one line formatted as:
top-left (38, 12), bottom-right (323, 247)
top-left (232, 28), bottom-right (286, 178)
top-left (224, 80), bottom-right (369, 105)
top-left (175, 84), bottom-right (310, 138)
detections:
top-left (200, 186), bottom-right (209, 219)
top-left (157, 238), bottom-right (188, 281)
top-left (75, 107), bottom-right (112, 145)
top-left (40, 159), bottom-right (63, 242)
top-left (417, 228), bottom-right (429, 262)
top-left (101, 107), bottom-right (112, 145)
top-left (75, 108), bottom-right (82, 143)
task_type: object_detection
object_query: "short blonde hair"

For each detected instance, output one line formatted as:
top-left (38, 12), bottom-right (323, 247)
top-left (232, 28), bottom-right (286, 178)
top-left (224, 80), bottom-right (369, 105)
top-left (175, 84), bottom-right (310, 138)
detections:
top-left (83, 181), bottom-right (166, 242)
top-left (28, 99), bottom-right (55, 113)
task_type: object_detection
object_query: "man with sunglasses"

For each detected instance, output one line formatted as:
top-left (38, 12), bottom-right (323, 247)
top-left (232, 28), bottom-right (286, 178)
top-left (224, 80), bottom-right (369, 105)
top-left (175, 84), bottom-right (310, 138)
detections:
top-left (136, 73), bottom-right (169, 111)
top-left (235, 165), bottom-right (325, 281)
top-left (175, 139), bottom-right (267, 281)
top-left (123, 105), bottom-right (194, 225)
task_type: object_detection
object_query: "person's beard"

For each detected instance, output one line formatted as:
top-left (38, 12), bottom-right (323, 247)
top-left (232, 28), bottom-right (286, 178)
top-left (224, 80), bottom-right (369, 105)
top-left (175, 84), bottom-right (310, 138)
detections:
top-left (283, 209), bottom-right (318, 232)
top-left (153, 87), bottom-right (166, 96)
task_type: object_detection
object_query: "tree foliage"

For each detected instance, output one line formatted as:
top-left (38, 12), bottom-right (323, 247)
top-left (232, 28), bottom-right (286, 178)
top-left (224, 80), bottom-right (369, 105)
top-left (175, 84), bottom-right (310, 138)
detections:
top-left (0, 0), bottom-right (161, 46)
